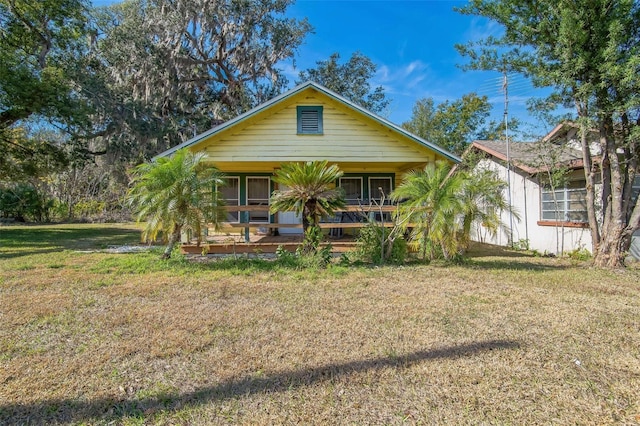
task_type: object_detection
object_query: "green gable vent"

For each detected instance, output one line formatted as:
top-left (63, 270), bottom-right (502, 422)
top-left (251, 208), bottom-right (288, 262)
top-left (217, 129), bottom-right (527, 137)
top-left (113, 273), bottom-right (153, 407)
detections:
top-left (297, 106), bottom-right (323, 134)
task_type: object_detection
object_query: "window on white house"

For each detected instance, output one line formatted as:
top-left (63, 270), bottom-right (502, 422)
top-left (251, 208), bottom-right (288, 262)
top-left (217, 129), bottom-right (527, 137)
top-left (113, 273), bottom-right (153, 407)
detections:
top-left (339, 177), bottom-right (363, 205)
top-left (632, 175), bottom-right (640, 206)
top-left (541, 180), bottom-right (588, 222)
top-left (369, 177), bottom-right (393, 204)
top-left (219, 177), bottom-right (239, 222)
top-left (247, 177), bottom-right (270, 223)
top-left (297, 106), bottom-right (323, 134)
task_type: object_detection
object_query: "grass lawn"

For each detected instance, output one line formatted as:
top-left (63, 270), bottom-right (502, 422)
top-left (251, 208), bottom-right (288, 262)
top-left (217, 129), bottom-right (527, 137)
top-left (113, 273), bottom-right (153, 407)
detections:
top-left (1, 224), bottom-right (639, 425)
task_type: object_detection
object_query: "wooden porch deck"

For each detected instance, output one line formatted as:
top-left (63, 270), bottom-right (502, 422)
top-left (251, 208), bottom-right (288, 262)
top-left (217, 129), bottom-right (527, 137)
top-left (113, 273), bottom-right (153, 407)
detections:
top-left (181, 233), bottom-right (359, 255)
top-left (180, 204), bottom-right (396, 255)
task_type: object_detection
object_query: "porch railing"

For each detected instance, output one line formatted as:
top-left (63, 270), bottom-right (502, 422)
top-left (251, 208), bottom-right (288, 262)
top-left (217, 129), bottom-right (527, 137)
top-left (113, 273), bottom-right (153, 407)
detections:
top-left (218, 203), bottom-right (399, 241)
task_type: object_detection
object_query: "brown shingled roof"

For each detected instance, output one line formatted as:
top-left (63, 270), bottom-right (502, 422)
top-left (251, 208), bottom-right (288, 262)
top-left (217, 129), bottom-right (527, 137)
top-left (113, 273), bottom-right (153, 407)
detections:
top-left (471, 140), bottom-right (585, 174)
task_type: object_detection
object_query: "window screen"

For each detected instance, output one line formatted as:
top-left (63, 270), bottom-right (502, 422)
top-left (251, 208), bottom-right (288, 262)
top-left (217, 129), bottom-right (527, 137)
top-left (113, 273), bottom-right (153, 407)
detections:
top-left (247, 177), bottom-right (270, 223)
top-left (369, 177), bottom-right (393, 204)
top-left (219, 177), bottom-right (239, 222)
top-left (339, 177), bottom-right (363, 205)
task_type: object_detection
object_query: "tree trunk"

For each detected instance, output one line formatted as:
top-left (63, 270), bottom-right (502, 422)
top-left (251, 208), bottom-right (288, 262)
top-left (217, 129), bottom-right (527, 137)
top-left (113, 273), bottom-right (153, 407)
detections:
top-left (594, 226), bottom-right (627, 268)
top-left (302, 203), bottom-right (312, 235)
top-left (579, 118), bottom-right (600, 251)
top-left (593, 117), bottom-right (626, 268)
top-left (460, 215), bottom-right (473, 253)
top-left (162, 224), bottom-right (182, 259)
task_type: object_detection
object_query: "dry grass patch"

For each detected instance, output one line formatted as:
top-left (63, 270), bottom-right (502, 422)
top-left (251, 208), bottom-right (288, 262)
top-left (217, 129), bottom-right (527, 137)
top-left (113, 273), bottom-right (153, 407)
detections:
top-left (1, 225), bottom-right (639, 424)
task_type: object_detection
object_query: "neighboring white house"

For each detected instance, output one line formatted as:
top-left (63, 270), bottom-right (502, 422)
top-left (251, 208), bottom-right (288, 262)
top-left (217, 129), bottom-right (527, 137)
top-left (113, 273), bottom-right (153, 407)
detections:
top-left (469, 123), bottom-right (640, 258)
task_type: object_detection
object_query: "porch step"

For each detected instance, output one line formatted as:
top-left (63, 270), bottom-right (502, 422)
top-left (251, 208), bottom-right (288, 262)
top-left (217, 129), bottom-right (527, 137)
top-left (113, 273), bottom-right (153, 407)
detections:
top-left (181, 241), bottom-right (357, 255)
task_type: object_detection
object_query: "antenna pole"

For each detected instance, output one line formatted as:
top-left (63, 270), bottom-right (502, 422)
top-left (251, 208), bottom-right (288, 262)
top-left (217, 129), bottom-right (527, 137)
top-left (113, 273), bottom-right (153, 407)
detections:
top-left (503, 69), bottom-right (514, 247)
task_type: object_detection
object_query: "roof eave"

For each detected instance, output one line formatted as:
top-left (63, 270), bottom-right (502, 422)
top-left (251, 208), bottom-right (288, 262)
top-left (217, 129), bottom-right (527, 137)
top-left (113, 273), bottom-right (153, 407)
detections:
top-left (471, 140), bottom-right (591, 174)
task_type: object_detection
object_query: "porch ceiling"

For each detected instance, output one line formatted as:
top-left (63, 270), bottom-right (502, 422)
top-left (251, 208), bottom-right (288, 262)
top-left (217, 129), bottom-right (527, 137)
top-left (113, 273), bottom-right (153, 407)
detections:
top-left (208, 161), bottom-right (431, 174)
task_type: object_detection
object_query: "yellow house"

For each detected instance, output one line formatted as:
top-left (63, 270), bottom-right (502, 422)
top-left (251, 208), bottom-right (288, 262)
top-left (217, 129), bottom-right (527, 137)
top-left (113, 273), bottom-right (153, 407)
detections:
top-left (155, 81), bottom-right (460, 236)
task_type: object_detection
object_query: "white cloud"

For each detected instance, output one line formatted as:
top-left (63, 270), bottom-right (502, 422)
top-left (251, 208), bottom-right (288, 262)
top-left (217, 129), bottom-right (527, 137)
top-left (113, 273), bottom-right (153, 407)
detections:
top-left (279, 61), bottom-right (299, 82)
top-left (375, 60), bottom-right (432, 96)
top-left (463, 17), bottom-right (504, 44)
top-left (397, 40), bottom-right (408, 59)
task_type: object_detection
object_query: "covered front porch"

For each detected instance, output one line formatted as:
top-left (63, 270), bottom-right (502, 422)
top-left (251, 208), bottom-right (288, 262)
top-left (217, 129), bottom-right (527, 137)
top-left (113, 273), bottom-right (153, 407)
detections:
top-left (181, 204), bottom-right (399, 255)
top-left (181, 233), bottom-right (358, 255)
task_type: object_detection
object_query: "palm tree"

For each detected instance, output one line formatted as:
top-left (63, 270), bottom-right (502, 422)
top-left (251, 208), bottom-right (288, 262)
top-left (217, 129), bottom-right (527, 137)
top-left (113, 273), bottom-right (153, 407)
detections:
top-left (391, 161), bottom-right (464, 261)
top-left (127, 149), bottom-right (226, 259)
top-left (458, 169), bottom-right (516, 252)
top-left (270, 161), bottom-right (346, 250)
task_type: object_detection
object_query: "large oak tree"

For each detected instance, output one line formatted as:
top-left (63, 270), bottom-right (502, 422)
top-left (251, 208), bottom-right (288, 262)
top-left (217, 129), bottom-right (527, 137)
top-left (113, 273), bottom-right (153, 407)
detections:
top-left (86, 0), bottom-right (311, 161)
top-left (0, 0), bottom-right (88, 180)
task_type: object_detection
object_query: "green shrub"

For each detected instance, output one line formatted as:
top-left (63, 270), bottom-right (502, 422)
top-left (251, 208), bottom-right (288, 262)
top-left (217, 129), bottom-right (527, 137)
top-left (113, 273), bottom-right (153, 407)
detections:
top-left (275, 245), bottom-right (299, 267)
top-left (512, 239), bottom-right (530, 251)
top-left (567, 247), bottom-right (591, 261)
top-left (0, 184), bottom-right (53, 222)
top-left (73, 199), bottom-right (106, 220)
top-left (275, 240), bottom-right (333, 269)
top-left (354, 224), bottom-right (407, 265)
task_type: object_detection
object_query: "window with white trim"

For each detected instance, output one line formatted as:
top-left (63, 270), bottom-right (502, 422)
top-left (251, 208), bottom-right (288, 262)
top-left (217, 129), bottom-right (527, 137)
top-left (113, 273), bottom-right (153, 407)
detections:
top-left (541, 180), bottom-right (588, 222)
top-left (339, 177), bottom-right (363, 205)
top-left (297, 106), bottom-right (323, 134)
top-left (219, 177), bottom-right (239, 222)
top-left (247, 177), bottom-right (270, 223)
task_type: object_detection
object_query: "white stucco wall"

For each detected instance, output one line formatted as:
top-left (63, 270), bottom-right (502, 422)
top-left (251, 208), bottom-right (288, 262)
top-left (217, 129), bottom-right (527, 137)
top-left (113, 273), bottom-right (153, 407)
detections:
top-left (630, 230), bottom-right (640, 261)
top-left (472, 159), bottom-right (593, 255)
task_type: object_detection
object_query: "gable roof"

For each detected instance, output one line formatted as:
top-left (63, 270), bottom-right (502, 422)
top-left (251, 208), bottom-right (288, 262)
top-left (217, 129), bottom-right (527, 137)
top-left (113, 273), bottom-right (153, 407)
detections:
top-left (154, 81), bottom-right (460, 163)
top-left (542, 121), bottom-right (599, 143)
top-left (471, 140), bottom-right (585, 174)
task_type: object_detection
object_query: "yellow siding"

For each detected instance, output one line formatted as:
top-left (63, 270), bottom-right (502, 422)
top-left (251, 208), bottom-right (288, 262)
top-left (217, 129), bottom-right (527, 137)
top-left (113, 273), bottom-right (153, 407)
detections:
top-left (195, 89), bottom-right (439, 168)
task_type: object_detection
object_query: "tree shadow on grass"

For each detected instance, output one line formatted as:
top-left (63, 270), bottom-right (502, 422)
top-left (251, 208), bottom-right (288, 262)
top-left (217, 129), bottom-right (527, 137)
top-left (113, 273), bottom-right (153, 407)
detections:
top-left (0, 339), bottom-right (520, 425)
top-left (462, 258), bottom-right (572, 272)
top-left (465, 242), bottom-right (534, 258)
top-left (0, 227), bottom-right (141, 260)
top-left (460, 242), bottom-right (573, 271)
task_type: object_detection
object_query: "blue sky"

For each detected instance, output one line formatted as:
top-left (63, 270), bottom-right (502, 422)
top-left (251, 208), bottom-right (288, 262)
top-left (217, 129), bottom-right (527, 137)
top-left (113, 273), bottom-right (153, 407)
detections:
top-left (92, 0), bottom-right (557, 137)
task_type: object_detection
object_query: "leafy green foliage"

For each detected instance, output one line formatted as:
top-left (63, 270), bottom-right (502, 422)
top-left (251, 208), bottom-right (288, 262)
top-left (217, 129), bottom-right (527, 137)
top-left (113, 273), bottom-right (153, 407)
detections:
top-left (297, 224), bottom-right (324, 256)
top-left (0, 0), bottom-right (86, 183)
top-left (566, 247), bottom-right (592, 262)
top-left (392, 162), bottom-right (511, 262)
top-left (354, 224), bottom-right (407, 265)
top-left (297, 52), bottom-right (389, 114)
top-left (402, 93), bottom-right (514, 155)
top-left (392, 162), bottom-right (465, 261)
top-left (458, 168), bottom-right (515, 252)
top-left (512, 239), bottom-right (530, 251)
top-left (270, 161), bottom-right (346, 240)
top-left (0, 0), bottom-right (88, 128)
top-left (0, 184), bottom-right (54, 222)
top-left (274, 236), bottom-right (333, 269)
top-left (126, 149), bottom-right (225, 259)
top-left (0, 127), bottom-right (69, 181)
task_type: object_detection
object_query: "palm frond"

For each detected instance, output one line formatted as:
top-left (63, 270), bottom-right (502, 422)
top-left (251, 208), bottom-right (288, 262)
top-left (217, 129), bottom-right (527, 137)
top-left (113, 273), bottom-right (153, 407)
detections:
top-left (127, 149), bottom-right (226, 249)
top-left (270, 161), bottom-right (346, 229)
